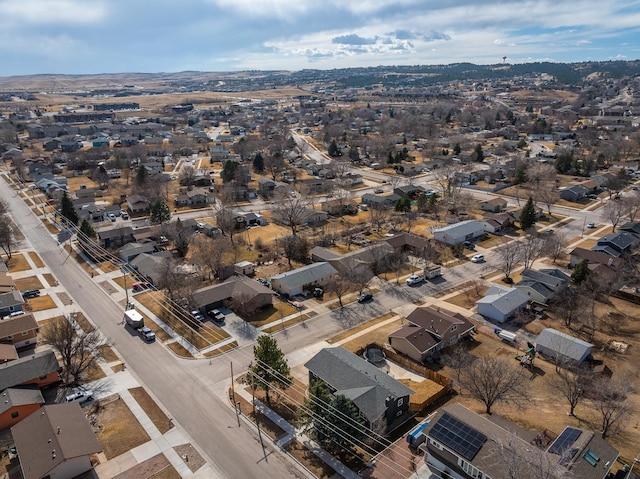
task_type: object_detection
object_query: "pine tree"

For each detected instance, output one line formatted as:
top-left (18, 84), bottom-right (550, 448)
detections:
top-left (520, 197), bottom-right (537, 230)
top-left (59, 191), bottom-right (79, 225)
top-left (328, 139), bottom-right (340, 157)
top-left (571, 259), bottom-right (590, 285)
top-left (246, 335), bottom-right (292, 405)
top-left (79, 219), bottom-right (96, 239)
top-left (252, 152), bottom-right (264, 172)
top-left (474, 143), bottom-right (485, 162)
top-left (135, 164), bottom-right (148, 186)
top-left (221, 160), bottom-right (238, 183)
top-left (149, 201), bottom-right (170, 225)
top-left (395, 195), bottom-right (412, 213)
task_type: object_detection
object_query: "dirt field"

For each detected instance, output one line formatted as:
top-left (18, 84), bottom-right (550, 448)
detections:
top-left (3, 253), bottom-right (30, 272)
top-left (93, 397), bottom-right (151, 459)
top-left (14, 276), bottom-right (44, 291)
top-left (25, 295), bottom-right (56, 312)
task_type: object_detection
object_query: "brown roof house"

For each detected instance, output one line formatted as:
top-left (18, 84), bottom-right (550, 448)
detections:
top-left (478, 197), bottom-right (508, 213)
top-left (126, 194), bottom-right (150, 214)
top-left (192, 275), bottom-right (274, 316)
top-left (0, 350), bottom-right (61, 391)
top-left (388, 307), bottom-right (475, 363)
top-left (0, 387), bottom-right (44, 430)
top-left (12, 403), bottom-right (102, 479)
top-left (0, 312), bottom-right (39, 350)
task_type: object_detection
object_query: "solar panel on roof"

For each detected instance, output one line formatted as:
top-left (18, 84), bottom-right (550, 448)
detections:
top-left (427, 412), bottom-right (487, 461)
top-left (548, 427), bottom-right (582, 455)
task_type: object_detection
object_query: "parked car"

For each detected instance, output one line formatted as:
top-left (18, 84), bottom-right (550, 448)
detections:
top-left (21, 289), bottom-right (41, 298)
top-left (138, 326), bottom-right (156, 342)
top-left (207, 309), bottom-right (225, 322)
top-left (108, 213), bottom-right (116, 222)
top-left (471, 254), bottom-right (485, 263)
top-left (120, 210), bottom-right (129, 220)
top-left (191, 310), bottom-right (205, 323)
top-left (357, 293), bottom-right (373, 303)
top-left (313, 287), bottom-right (324, 298)
top-left (541, 229), bottom-right (554, 236)
top-left (132, 282), bottom-right (151, 292)
top-left (587, 194), bottom-right (598, 200)
top-left (65, 386), bottom-right (93, 404)
top-left (463, 241), bottom-right (476, 250)
top-left (586, 222), bottom-right (596, 229)
top-left (374, 188), bottom-right (384, 194)
top-left (406, 274), bottom-right (425, 286)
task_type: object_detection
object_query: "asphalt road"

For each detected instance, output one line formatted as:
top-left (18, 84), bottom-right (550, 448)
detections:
top-left (1, 178), bottom-right (310, 479)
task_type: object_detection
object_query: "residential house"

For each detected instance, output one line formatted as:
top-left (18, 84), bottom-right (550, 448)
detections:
top-left (328, 242), bottom-right (394, 279)
top-left (0, 272), bottom-right (16, 293)
top-left (173, 187), bottom-right (215, 207)
top-left (576, 179), bottom-right (600, 194)
top-left (481, 212), bottom-right (515, 234)
top-left (97, 226), bottom-right (134, 248)
top-left (421, 402), bottom-right (618, 479)
top-left (0, 387), bottom-right (44, 430)
top-left (192, 275), bottom-right (274, 315)
top-left (0, 350), bottom-right (61, 391)
top-left (569, 247), bottom-right (623, 269)
top-left (298, 177), bottom-right (333, 195)
top-left (237, 211), bottom-right (268, 227)
top-left (12, 403), bottom-right (103, 479)
top-left (126, 195), bottom-right (150, 214)
top-left (271, 208), bottom-right (328, 227)
top-left (535, 328), bottom-right (593, 365)
top-left (619, 221), bottom-right (640, 239)
top-left (476, 285), bottom-right (529, 323)
top-left (592, 231), bottom-right (638, 257)
top-left (304, 347), bottom-right (414, 435)
top-left (335, 173), bottom-right (363, 187)
top-left (361, 193), bottom-right (401, 209)
top-left (383, 232), bottom-right (431, 256)
top-left (130, 251), bottom-right (172, 284)
top-left (118, 241), bottom-right (157, 262)
top-left (516, 268), bottom-right (570, 304)
top-left (0, 291), bottom-right (24, 318)
top-left (321, 198), bottom-right (357, 216)
top-left (393, 184), bottom-right (426, 199)
top-left (388, 307), bottom-right (475, 362)
top-left (559, 184), bottom-right (589, 202)
top-left (432, 220), bottom-right (484, 245)
top-left (270, 262), bottom-right (338, 297)
top-left (310, 246), bottom-right (341, 263)
top-left (0, 344), bottom-right (18, 364)
top-left (478, 197), bottom-right (508, 213)
top-left (257, 178), bottom-right (288, 197)
top-left (0, 313), bottom-right (39, 350)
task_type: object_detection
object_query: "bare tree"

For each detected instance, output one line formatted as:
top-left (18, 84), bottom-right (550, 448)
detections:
top-left (493, 432), bottom-right (572, 479)
top-left (326, 275), bottom-right (351, 308)
top-left (0, 217), bottom-right (16, 260)
top-left (189, 234), bottom-right (230, 280)
top-left (458, 355), bottom-right (528, 414)
top-left (590, 376), bottom-right (632, 439)
top-left (441, 344), bottom-right (473, 389)
top-left (214, 204), bottom-right (237, 245)
top-left (622, 190), bottom-right (640, 222)
top-left (536, 182), bottom-right (559, 216)
top-left (520, 233), bottom-right (548, 269)
top-left (274, 193), bottom-right (311, 236)
top-left (179, 164), bottom-right (196, 186)
top-left (549, 288), bottom-right (586, 329)
top-left (265, 153), bottom-right (286, 181)
top-left (552, 366), bottom-right (593, 416)
top-left (494, 238), bottom-right (522, 281)
top-left (545, 232), bottom-right (566, 264)
top-left (41, 313), bottom-right (105, 385)
top-left (603, 198), bottom-right (626, 232)
top-left (368, 206), bottom-right (389, 234)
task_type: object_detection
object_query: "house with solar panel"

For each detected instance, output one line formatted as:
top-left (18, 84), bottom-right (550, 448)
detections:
top-left (419, 403), bottom-right (618, 479)
top-left (304, 347), bottom-right (414, 436)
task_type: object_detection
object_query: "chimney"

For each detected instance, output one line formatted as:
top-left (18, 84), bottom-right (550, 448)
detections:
top-left (52, 450), bottom-right (56, 459)
top-left (57, 427), bottom-right (61, 434)
top-left (608, 257), bottom-right (613, 266)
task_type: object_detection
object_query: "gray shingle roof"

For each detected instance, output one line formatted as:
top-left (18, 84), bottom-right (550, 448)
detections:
top-left (536, 328), bottom-right (593, 362)
top-left (304, 347), bottom-right (414, 423)
top-left (476, 286), bottom-right (529, 315)
top-left (0, 387), bottom-right (44, 414)
top-left (0, 350), bottom-right (60, 391)
top-left (271, 262), bottom-right (337, 289)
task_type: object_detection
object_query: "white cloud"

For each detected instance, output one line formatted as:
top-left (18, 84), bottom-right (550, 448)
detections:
top-left (0, 0), bottom-right (107, 24)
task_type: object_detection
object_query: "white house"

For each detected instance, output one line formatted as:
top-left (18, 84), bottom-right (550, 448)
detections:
top-left (271, 262), bottom-right (337, 297)
top-left (476, 285), bottom-right (529, 323)
top-left (432, 220), bottom-right (484, 245)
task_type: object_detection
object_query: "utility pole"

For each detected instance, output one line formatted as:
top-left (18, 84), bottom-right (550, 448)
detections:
top-left (256, 418), bottom-right (267, 463)
top-left (230, 362), bottom-right (236, 408)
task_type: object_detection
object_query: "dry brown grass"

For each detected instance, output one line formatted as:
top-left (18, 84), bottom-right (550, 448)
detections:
top-left (203, 341), bottom-right (238, 357)
top-left (247, 301), bottom-right (299, 327)
top-left (84, 359), bottom-right (107, 382)
top-left (111, 453), bottom-right (180, 479)
top-left (42, 219), bottom-right (59, 234)
top-left (95, 397), bottom-right (151, 459)
top-left (112, 274), bottom-right (134, 289)
top-left (99, 261), bottom-right (120, 273)
top-left (98, 345), bottom-right (120, 363)
top-left (4, 253), bottom-right (30, 272)
top-left (42, 273), bottom-right (57, 287)
top-left (327, 312), bottom-right (396, 345)
top-left (445, 284), bottom-right (489, 310)
top-left (27, 251), bottom-right (44, 268)
top-left (129, 387), bottom-right (174, 434)
top-left (341, 318), bottom-right (403, 352)
top-left (25, 295), bottom-right (56, 312)
top-left (167, 341), bottom-right (193, 358)
top-left (14, 276), bottom-right (44, 291)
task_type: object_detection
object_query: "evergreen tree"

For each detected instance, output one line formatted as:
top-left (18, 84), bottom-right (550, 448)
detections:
top-left (252, 152), bottom-right (264, 172)
top-left (59, 191), bottom-right (79, 225)
top-left (474, 143), bottom-right (485, 162)
top-left (79, 219), bottom-right (96, 239)
top-left (453, 143), bottom-right (461, 155)
top-left (520, 197), bottom-right (537, 230)
top-left (135, 164), bottom-right (148, 186)
top-left (571, 259), bottom-right (590, 285)
top-left (395, 195), bottom-right (412, 213)
top-left (221, 160), bottom-right (238, 183)
top-left (313, 393), bottom-right (366, 455)
top-left (149, 201), bottom-right (170, 225)
top-left (328, 139), bottom-right (340, 157)
top-left (348, 145), bottom-right (359, 162)
top-left (246, 335), bottom-right (292, 404)
top-left (514, 165), bottom-right (527, 185)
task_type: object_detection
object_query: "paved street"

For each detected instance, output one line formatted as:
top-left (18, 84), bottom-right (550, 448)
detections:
top-left (0, 178), bottom-right (311, 479)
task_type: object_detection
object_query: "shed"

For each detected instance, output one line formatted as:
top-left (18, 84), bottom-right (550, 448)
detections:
top-left (234, 261), bottom-right (255, 276)
top-left (535, 328), bottom-right (593, 365)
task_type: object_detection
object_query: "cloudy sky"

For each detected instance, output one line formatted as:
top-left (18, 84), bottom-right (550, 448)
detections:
top-left (0, 0), bottom-right (639, 76)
